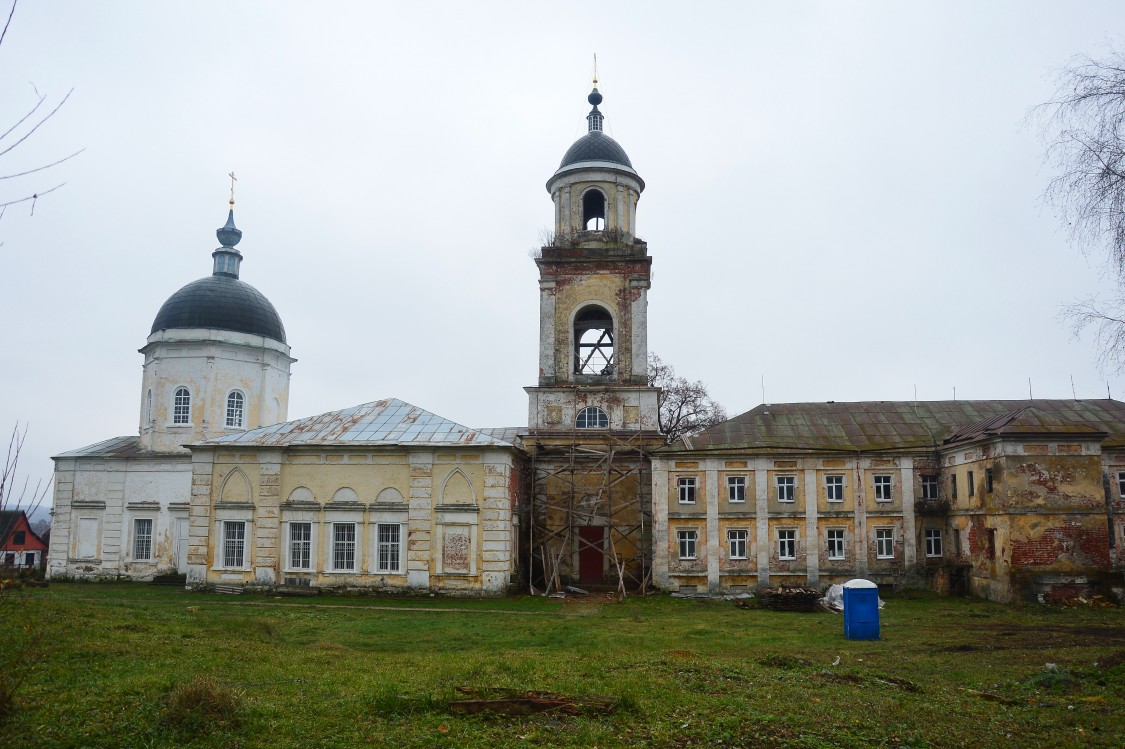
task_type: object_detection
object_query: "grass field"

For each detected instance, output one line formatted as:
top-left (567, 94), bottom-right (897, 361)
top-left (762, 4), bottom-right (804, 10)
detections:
top-left (1, 584), bottom-right (1122, 748)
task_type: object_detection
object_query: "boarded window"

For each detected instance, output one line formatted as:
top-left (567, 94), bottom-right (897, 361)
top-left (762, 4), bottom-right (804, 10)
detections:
top-left (77, 517), bottom-right (99, 559)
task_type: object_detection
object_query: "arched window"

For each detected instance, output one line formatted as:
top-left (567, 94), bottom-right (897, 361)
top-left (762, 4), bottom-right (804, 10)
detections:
top-left (582, 188), bottom-right (607, 231)
top-left (172, 387), bottom-right (191, 425)
top-left (574, 305), bottom-right (614, 375)
top-left (576, 406), bottom-right (609, 429)
top-left (226, 391), bottom-right (245, 428)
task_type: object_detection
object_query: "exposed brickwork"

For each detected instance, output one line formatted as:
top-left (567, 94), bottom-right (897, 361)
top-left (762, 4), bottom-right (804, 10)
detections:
top-left (1010, 521), bottom-right (1110, 568)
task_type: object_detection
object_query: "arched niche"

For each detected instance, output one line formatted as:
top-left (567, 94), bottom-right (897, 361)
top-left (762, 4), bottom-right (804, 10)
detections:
top-left (219, 468), bottom-right (251, 504)
top-left (376, 487), bottom-right (404, 504)
top-left (287, 486), bottom-right (315, 504)
top-left (440, 469), bottom-right (476, 505)
top-left (331, 487), bottom-right (359, 504)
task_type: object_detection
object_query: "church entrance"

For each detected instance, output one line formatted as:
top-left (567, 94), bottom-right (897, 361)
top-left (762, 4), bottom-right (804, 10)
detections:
top-left (578, 526), bottom-right (605, 584)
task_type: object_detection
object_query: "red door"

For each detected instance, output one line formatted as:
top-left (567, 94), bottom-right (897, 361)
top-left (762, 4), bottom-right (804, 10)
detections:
top-left (578, 526), bottom-right (605, 584)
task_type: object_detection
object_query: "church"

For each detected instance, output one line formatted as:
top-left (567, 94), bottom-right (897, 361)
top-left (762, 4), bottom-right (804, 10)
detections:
top-left (47, 82), bottom-right (1125, 602)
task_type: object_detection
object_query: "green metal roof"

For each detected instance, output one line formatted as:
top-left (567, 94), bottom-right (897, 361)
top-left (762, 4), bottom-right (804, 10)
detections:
top-left (665, 399), bottom-right (1125, 453)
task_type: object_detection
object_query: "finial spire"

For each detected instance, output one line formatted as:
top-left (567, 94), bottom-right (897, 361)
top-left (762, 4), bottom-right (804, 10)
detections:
top-left (228, 171), bottom-right (237, 209)
top-left (586, 58), bottom-right (604, 133)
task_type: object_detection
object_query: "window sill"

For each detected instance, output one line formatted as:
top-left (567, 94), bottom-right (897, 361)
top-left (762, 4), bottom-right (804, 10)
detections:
top-left (876, 556), bottom-right (895, 561)
top-left (827, 556), bottom-right (845, 562)
top-left (778, 557), bottom-right (797, 562)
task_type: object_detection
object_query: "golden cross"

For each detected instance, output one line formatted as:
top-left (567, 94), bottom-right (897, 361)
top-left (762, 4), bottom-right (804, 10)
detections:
top-left (228, 171), bottom-right (237, 207)
top-left (593, 53), bottom-right (598, 87)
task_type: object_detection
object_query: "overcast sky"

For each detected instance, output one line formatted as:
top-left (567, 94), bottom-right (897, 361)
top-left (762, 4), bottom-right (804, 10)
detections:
top-left (3, 1), bottom-right (1125, 502)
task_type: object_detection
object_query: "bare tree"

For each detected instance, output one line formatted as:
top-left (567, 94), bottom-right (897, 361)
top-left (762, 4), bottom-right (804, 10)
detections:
top-left (1036, 49), bottom-right (1125, 369)
top-left (0, 0), bottom-right (81, 223)
top-left (648, 353), bottom-right (727, 443)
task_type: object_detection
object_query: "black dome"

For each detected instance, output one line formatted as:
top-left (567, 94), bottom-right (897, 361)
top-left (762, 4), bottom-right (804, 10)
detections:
top-left (151, 275), bottom-right (286, 343)
top-left (559, 131), bottom-right (633, 169)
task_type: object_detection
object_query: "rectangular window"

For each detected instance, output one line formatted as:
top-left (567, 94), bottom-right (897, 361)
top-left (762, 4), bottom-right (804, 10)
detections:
top-left (677, 529), bottom-right (698, 560)
top-left (986, 468), bottom-right (994, 494)
top-left (921, 475), bottom-right (939, 500)
top-left (678, 477), bottom-right (697, 504)
top-left (825, 475), bottom-right (844, 502)
top-left (728, 529), bottom-right (748, 559)
top-left (223, 521), bottom-right (246, 568)
top-left (289, 522), bottom-right (311, 570)
top-left (950, 475), bottom-right (958, 500)
top-left (1118, 471), bottom-right (1125, 498)
top-left (968, 470), bottom-right (975, 497)
top-left (925, 528), bottom-right (943, 558)
top-left (874, 474), bottom-right (893, 501)
top-left (777, 529), bottom-right (796, 560)
top-left (986, 528), bottom-right (997, 560)
top-left (727, 476), bottom-right (746, 503)
top-left (377, 523), bottom-right (402, 572)
top-left (776, 476), bottom-right (796, 502)
top-left (333, 523), bottom-right (357, 571)
top-left (133, 519), bottom-right (153, 560)
top-left (827, 528), bottom-right (845, 560)
top-left (876, 528), bottom-right (894, 559)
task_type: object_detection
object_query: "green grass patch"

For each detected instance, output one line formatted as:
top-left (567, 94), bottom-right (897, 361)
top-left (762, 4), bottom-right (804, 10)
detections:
top-left (0, 584), bottom-right (1122, 747)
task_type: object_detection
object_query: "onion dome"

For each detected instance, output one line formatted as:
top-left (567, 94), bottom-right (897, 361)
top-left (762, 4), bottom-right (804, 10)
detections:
top-left (150, 208), bottom-right (286, 343)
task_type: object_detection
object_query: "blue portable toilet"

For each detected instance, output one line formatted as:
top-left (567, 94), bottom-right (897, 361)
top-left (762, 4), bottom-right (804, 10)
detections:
top-left (842, 579), bottom-right (880, 640)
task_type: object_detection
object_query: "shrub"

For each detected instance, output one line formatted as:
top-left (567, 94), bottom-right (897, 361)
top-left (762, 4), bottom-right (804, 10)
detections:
top-left (163, 676), bottom-right (242, 734)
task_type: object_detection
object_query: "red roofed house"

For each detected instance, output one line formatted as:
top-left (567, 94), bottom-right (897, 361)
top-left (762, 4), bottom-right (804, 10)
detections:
top-left (1, 510), bottom-right (48, 571)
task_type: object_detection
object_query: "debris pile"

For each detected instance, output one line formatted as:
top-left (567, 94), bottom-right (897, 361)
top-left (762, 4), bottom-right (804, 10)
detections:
top-left (449, 687), bottom-right (618, 716)
top-left (758, 586), bottom-right (822, 612)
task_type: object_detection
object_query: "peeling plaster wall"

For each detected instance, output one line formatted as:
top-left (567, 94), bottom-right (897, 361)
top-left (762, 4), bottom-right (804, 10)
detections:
top-left (188, 446), bottom-right (519, 594)
top-left (652, 455), bottom-right (914, 593)
top-left (47, 455), bottom-right (192, 580)
top-left (138, 328), bottom-right (293, 453)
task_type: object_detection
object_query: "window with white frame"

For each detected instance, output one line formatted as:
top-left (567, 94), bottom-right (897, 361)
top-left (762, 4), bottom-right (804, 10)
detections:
top-left (575, 406), bottom-right (609, 429)
top-left (376, 523), bottom-right (402, 572)
top-left (677, 477), bottom-right (697, 504)
top-left (776, 475), bottom-right (796, 502)
top-left (727, 476), bottom-right (746, 502)
top-left (874, 474), bottom-right (893, 501)
top-left (133, 518), bottom-right (153, 560)
top-left (223, 521), bottom-right (246, 568)
top-left (825, 474), bottom-right (844, 502)
top-left (289, 522), bottom-right (312, 569)
top-left (921, 475), bottom-right (939, 500)
top-left (827, 528), bottom-right (845, 560)
top-left (728, 529), bottom-right (748, 559)
top-left (925, 528), bottom-right (943, 558)
top-left (1118, 472), bottom-right (1125, 497)
top-left (777, 529), bottom-right (796, 560)
top-left (172, 387), bottom-right (191, 425)
top-left (226, 391), bottom-right (245, 428)
top-left (332, 523), bottom-right (357, 571)
top-left (876, 528), bottom-right (894, 559)
top-left (677, 529), bottom-right (697, 560)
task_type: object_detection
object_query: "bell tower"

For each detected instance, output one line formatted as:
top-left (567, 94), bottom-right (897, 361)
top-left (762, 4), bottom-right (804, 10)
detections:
top-left (523, 79), bottom-right (663, 595)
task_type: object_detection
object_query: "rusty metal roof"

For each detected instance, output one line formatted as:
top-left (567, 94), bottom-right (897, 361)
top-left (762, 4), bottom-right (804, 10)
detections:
top-left (53, 435), bottom-right (181, 459)
top-left (195, 399), bottom-right (519, 449)
top-left (668, 399), bottom-right (1125, 453)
